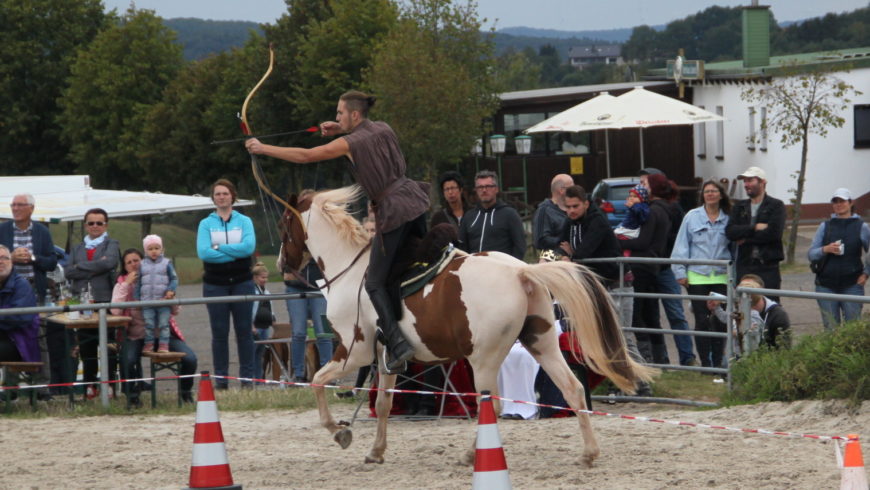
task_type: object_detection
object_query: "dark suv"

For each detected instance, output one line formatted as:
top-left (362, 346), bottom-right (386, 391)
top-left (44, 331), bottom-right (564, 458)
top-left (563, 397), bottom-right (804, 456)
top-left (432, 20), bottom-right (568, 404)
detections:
top-left (590, 177), bottom-right (641, 228)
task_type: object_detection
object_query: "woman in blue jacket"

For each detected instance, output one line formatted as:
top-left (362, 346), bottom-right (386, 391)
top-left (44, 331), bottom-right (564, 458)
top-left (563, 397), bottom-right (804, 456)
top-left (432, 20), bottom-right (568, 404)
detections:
top-left (196, 179), bottom-right (256, 389)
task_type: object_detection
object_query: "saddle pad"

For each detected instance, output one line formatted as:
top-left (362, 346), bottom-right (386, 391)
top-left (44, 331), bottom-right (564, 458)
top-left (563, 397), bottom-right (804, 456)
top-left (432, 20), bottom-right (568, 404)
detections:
top-left (399, 244), bottom-right (461, 298)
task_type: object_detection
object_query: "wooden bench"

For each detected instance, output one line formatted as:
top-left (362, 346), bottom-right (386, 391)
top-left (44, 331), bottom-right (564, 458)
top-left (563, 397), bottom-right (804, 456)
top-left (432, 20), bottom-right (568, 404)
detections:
top-left (0, 361), bottom-right (45, 412)
top-left (141, 352), bottom-right (186, 408)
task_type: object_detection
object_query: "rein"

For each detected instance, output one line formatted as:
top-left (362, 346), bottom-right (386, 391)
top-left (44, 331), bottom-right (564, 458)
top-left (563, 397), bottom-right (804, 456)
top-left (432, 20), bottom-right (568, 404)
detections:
top-left (318, 242), bottom-right (372, 291)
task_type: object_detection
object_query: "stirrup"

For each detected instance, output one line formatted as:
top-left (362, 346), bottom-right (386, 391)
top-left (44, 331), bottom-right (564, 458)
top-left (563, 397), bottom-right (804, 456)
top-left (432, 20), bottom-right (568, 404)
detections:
top-left (380, 348), bottom-right (407, 375)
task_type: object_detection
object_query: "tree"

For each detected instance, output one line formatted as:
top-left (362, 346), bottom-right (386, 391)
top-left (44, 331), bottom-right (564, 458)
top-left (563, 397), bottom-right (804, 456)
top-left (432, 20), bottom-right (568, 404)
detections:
top-left (57, 7), bottom-right (183, 188)
top-left (493, 47), bottom-right (541, 92)
top-left (0, 0), bottom-right (107, 175)
top-left (365, 0), bottom-right (501, 185)
top-left (741, 66), bottom-right (862, 264)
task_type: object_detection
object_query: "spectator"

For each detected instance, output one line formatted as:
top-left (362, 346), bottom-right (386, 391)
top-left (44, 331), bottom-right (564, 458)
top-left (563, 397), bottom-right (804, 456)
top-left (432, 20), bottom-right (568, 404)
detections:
top-left (112, 248), bottom-right (197, 408)
top-left (710, 274), bottom-right (790, 357)
top-left (807, 188), bottom-right (870, 330)
top-left (458, 170), bottom-right (526, 260)
top-left (362, 215), bottom-right (376, 237)
top-left (556, 185), bottom-right (649, 396)
top-left (65, 208), bottom-right (121, 398)
top-left (532, 174), bottom-right (573, 254)
top-left (639, 168), bottom-right (697, 367)
top-left (139, 235), bottom-right (178, 354)
top-left (430, 171), bottom-right (470, 230)
top-left (197, 179), bottom-right (256, 390)
top-left (278, 190), bottom-right (331, 383)
top-left (0, 194), bottom-right (59, 393)
top-left (613, 185), bottom-right (650, 241)
top-left (618, 173), bottom-right (672, 365)
top-left (497, 340), bottom-right (540, 419)
top-left (0, 244), bottom-right (39, 401)
top-left (671, 180), bottom-right (732, 368)
top-left (725, 166), bottom-right (785, 302)
top-left (251, 262), bottom-right (275, 382)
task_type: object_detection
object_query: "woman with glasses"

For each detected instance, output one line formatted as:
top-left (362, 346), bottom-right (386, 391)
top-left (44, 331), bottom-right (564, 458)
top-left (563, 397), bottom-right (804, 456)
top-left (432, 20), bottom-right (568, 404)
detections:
top-left (670, 180), bottom-right (732, 368)
top-left (807, 188), bottom-right (870, 330)
top-left (64, 208), bottom-right (121, 397)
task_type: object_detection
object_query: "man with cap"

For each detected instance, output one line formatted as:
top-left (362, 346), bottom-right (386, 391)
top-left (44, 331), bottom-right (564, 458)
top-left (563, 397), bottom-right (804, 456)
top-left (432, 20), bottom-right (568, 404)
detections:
top-left (637, 168), bottom-right (698, 366)
top-left (725, 166), bottom-right (786, 302)
top-left (807, 187), bottom-right (870, 329)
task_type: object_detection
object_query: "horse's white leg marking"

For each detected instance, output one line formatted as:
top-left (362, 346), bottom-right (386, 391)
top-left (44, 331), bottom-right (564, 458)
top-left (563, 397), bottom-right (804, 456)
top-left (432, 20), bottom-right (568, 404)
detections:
top-left (366, 372), bottom-right (397, 464)
top-left (312, 359), bottom-right (359, 449)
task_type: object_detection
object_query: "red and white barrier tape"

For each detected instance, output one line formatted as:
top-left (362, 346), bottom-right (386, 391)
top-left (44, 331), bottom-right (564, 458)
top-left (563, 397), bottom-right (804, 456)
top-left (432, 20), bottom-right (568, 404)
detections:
top-left (4, 374), bottom-right (855, 443)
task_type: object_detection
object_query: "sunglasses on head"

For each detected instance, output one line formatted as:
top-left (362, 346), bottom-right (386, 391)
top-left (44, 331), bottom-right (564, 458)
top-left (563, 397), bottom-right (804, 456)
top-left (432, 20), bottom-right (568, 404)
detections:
top-left (87, 221), bottom-right (106, 226)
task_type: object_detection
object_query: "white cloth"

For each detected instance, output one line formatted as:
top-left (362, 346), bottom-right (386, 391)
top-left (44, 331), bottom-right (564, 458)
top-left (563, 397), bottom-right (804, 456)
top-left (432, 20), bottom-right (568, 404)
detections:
top-left (497, 342), bottom-right (540, 419)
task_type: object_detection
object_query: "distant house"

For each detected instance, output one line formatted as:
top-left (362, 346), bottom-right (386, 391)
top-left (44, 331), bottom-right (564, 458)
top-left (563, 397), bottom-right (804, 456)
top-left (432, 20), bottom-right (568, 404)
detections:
top-left (568, 45), bottom-right (624, 68)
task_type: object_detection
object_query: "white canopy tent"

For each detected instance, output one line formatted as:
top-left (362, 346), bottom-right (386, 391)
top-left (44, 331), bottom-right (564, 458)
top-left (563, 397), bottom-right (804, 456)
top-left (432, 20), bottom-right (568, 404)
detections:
top-left (0, 175), bottom-right (254, 223)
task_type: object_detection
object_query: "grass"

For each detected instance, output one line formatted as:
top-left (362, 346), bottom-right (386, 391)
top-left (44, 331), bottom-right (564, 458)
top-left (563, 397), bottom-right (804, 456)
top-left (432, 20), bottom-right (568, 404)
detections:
top-left (49, 219), bottom-right (284, 285)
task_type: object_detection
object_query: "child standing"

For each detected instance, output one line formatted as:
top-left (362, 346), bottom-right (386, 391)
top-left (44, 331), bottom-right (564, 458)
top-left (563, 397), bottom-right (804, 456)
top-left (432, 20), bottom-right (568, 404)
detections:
top-left (251, 262), bottom-right (275, 381)
top-left (140, 235), bottom-right (177, 353)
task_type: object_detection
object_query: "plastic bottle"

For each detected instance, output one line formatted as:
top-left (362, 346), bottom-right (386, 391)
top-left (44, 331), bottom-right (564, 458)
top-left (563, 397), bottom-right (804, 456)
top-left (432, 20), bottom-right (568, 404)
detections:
top-left (82, 285), bottom-right (93, 318)
top-left (44, 289), bottom-right (55, 308)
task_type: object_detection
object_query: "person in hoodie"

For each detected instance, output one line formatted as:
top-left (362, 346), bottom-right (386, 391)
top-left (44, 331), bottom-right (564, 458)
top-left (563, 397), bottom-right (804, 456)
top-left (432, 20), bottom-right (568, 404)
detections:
top-left (532, 173), bottom-right (573, 255)
top-left (807, 187), bottom-right (870, 330)
top-left (196, 179), bottom-right (256, 389)
top-left (458, 170), bottom-right (526, 260)
top-left (0, 244), bottom-right (39, 400)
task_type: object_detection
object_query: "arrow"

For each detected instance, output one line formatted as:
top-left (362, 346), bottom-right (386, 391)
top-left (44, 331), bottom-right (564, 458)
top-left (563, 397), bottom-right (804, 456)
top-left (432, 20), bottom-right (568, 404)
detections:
top-left (210, 126), bottom-right (318, 145)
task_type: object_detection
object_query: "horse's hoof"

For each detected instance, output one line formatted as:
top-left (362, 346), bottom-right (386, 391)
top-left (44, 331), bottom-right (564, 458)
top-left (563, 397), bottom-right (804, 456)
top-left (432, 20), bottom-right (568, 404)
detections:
top-left (334, 428), bottom-right (353, 449)
top-left (364, 454), bottom-right (384, 464)
top-left (580, 453), bottom-right (597, 469)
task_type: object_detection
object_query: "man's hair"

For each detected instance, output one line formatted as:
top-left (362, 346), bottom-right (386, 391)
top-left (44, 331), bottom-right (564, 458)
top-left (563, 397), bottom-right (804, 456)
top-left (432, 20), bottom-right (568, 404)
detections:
top-left (12, 194), bottom-right (34, 206)
top-left (439, 170), bottom-right (464, 190)
top-left (340, 90), bottom-right (376, 118)
top-left (211, 178), bottom-right (238, 203)
top-left (84, 207), bottom-right (109, 222)
top-left (740, 274), bottom-right (765, 288)
top-left (474, 169), bottom-right (499, 186)
top-left (564, 185), bottom-right (587, 201)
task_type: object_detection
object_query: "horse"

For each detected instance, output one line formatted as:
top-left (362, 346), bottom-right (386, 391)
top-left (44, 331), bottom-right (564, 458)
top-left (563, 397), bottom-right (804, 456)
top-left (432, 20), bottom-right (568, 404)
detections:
top-left (278, 185), bottom-right (655, 468)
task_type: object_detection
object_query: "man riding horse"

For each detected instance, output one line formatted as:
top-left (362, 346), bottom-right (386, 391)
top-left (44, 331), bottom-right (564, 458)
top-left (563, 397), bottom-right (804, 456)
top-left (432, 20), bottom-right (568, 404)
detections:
top-left (246, 90), bottom-right (428, 373)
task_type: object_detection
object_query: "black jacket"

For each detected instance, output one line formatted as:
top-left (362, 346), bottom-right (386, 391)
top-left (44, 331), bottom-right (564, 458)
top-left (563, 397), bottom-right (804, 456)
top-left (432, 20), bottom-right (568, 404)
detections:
top-left (561, 203), bottom-right (623, 284)
top-left (458, 200), bottom-right (526, 260)
top-left (725, 193), bottom-right (785, 266)
top-left (661, 200), bottom-right (685, 256)
top-left (532, 198), bottom-right (568, 251)
top-left (618, 199), bottom-right (671, 274)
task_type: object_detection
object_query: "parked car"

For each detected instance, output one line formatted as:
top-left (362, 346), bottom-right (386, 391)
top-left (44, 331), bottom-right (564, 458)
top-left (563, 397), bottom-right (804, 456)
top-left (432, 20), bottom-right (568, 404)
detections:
top-left (590, 177), bottom-right (641, 228)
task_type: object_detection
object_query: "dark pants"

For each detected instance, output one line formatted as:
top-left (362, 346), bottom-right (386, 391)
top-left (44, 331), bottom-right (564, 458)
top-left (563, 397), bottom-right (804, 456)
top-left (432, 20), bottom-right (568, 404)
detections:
top-left (737, 263), bottom-right (781, 303)
top-left (77, 327), bottom-right (120, 385)
top-left (365, 214), bottom-right (427, 321)
top-left (45, 322), bottom-right (74, 393)
top-left (122, 337), bottom-right (198, 398)
top-left (687, 283), bottom-right (728, 368)
top-left (631, 267), bottom-right (665, 356)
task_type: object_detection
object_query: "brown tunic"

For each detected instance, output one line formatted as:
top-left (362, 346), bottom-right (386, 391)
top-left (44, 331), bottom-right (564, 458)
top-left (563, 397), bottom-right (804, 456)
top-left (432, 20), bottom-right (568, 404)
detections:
top-left (343, 119), bottom-right (430, 233)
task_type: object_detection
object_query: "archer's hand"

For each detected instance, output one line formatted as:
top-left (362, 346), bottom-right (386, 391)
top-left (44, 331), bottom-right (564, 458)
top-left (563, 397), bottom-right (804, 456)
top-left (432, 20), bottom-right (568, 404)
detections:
top-left (320, 121), bottom-right (341, 137)
top-left (245, 137), bottom-right (264, 155)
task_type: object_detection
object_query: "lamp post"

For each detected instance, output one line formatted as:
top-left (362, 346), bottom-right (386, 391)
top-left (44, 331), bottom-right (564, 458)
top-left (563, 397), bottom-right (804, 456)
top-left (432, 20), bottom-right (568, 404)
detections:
top-left (515, 135), bottom-right (531, 205)
top-left (489, 134), bottom-right (506, 190)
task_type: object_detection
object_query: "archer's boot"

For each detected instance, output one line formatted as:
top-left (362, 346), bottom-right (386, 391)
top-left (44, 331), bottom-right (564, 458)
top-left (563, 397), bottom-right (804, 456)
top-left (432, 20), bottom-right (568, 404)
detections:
top-left (369, 290), bottom-right (415, 373)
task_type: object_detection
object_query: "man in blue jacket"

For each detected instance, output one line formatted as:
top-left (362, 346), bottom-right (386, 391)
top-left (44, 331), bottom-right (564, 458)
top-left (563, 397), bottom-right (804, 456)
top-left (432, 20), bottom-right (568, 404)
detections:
top-left (0, 244), bottom-right (40, 400)
top-left (0, 194), bottom-right (57, 304)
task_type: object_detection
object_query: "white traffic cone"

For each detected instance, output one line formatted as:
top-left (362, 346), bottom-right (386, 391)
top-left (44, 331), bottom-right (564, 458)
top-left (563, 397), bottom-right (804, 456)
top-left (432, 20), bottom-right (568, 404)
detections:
top-left (185, 372), bottom-right (242, 489)
top-left (840, 434), bottom-right (868, 490)
top-left (472, 390), bottom-right (511, 489)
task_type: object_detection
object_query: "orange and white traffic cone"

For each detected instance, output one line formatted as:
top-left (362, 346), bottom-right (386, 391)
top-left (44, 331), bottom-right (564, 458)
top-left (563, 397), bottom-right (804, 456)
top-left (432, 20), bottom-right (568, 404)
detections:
top-left (185, 372), bottom-right (242, 490)
top-left (472, 390), bottom-right (511, 490)
top-left (840, 434), bottom-right (868, 490)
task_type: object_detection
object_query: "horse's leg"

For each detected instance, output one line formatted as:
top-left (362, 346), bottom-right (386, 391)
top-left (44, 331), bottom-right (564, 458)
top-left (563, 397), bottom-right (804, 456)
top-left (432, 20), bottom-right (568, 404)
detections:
top-left (365, 371), bottom-right (397, 464)
top-left (460, 362), bottom-right (501, 466)
top-left (311, 360), bottom-right (356, 449)
top-left (534, 351), bottom-right (599, 468)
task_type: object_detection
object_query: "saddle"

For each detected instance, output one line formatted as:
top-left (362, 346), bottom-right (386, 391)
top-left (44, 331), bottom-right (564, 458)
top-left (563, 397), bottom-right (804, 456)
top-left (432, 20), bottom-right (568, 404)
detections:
top-left (386, 223), bottom-right (459, 313)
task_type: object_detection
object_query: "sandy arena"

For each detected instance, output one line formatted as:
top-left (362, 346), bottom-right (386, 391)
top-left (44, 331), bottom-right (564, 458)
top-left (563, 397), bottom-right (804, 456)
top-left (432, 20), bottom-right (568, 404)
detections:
top-left (2, 398), bottom-right (865, 489)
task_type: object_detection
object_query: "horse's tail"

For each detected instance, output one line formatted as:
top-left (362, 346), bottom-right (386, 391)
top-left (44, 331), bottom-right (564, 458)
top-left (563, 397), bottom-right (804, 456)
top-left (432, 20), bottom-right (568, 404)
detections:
top-left (518, 261), bottom-right (655, 393)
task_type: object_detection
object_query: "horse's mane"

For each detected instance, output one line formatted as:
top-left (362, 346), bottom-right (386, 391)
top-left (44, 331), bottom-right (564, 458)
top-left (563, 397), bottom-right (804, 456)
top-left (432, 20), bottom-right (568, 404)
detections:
top-left (311, 186), bottom-right (371, 248)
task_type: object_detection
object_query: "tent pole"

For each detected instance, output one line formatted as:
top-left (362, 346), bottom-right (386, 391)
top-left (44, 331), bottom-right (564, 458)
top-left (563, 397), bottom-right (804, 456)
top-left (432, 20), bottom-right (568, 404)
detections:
top-left (605, 129), bottom-right (611, 178)
top-left (639, 128), bottom-right (645, 169)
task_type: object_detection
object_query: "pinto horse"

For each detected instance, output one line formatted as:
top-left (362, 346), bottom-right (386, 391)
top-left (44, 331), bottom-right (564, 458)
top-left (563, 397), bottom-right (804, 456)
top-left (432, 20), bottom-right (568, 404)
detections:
top-left (279, 186), bottom-right (654, 468)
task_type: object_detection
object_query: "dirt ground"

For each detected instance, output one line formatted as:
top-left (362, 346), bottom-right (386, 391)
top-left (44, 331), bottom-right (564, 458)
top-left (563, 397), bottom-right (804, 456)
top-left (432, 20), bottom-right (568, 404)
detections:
top-left (2, 398), bottom-right (865, 489)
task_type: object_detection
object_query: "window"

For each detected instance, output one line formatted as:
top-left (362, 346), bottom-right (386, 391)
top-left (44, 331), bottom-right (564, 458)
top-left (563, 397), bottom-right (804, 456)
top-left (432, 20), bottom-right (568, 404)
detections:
top-left (760, 107), bottom-right (768, 152)
top-left (696, 105), bottom-right (707, 158)
top-left (502, 112), bottom-right (591, 155)
top-left (747, 106), bottom-right (756, 151)
top-left (855, 104), bottom-right (870, 149)
top-left (715, 106), bottom-right (724, 160)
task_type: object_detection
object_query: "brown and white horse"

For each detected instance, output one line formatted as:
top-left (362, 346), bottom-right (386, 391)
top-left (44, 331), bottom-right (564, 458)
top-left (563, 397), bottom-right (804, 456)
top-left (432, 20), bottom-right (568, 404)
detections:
top-left (280, 186), bottom-right (654, 467)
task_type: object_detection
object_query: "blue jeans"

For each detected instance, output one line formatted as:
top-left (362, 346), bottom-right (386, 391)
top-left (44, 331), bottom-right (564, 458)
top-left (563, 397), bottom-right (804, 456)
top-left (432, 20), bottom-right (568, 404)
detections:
top-left (142, 306), bottom-right (172, 347)
top-left (203, 280), bottom-right (255, 387)
top-left (122, 337), bottom-right (198, 397)
top-left (815, 283), bottom-right (864, 330)
top-left (285, 285), bottom-right (331, 379)
top-left (656, 268), bottom-right (696, 364)
top-left (253, 327), bottom-right (271, 381)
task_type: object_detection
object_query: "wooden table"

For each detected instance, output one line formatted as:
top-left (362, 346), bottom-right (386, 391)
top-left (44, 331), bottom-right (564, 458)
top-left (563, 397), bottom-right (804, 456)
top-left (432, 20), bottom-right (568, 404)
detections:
top-left (43, 312), bottom-right (131, 407)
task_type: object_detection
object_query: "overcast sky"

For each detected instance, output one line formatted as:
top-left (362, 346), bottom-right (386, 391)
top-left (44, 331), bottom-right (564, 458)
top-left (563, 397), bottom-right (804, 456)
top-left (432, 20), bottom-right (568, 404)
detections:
top-left (102, 0), bottom-right (868, 30)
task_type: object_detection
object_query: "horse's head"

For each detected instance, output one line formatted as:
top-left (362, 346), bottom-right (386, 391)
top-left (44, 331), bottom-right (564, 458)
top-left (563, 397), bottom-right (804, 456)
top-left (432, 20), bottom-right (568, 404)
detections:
top-left (278, 192), bottom-right (313, 272)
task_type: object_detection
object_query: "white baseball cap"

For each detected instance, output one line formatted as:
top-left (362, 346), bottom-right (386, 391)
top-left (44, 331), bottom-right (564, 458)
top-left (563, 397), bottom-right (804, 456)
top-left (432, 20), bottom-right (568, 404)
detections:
top-left (831, 188), bottom-right (852, 201)
top-left (737, 166), bottom-right (766, 180)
